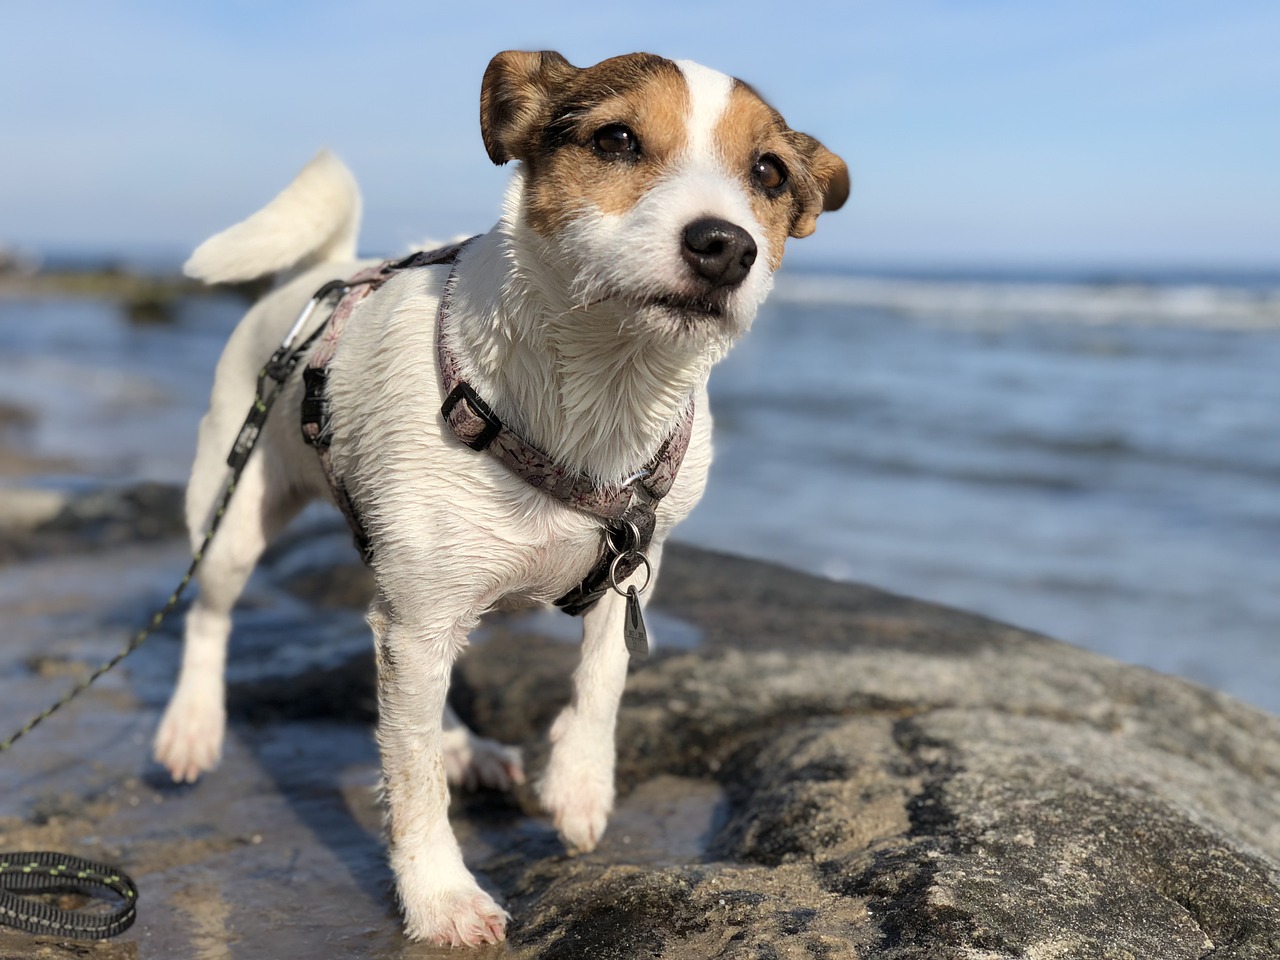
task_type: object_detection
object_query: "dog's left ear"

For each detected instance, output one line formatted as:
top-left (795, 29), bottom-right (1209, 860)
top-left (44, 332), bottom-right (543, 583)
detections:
top-left (789, 135), bottom-right (850, 239)
top-left (481, 50), bottom-right (579, 165)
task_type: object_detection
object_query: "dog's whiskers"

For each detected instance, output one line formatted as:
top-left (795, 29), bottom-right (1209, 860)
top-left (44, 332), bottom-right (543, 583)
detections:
top-left (569, 290), bottom-right (619, 312)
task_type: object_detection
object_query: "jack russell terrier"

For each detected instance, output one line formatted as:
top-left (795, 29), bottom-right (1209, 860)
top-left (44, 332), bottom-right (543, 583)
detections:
top-left (155, 50), bottom-right (847, 946)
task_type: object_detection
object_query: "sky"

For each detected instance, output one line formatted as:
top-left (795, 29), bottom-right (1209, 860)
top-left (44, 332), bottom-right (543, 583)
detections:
top-left (2, 0), bottom-right (1278, 269)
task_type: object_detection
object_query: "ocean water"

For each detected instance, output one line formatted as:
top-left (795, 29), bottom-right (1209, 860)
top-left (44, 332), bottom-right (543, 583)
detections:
top-left (1, 267), bottom-right (1277, 712)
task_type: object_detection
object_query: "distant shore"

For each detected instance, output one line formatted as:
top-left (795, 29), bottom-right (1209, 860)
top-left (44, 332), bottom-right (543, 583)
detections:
top-left (0, 265), bottom-right (197, 299)
top-left (0, 265), bottom-right (261, 329)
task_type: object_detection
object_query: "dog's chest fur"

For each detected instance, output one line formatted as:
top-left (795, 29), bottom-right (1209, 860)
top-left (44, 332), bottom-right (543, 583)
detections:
top-left (323, 261), bottom-right (712, 615)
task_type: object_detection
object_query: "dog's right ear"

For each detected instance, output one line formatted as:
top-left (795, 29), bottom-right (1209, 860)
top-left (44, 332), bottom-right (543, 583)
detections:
top-left (481, 51), bottom-right (578, 165)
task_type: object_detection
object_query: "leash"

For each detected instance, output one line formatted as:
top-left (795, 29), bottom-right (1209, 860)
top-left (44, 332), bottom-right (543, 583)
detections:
top-left (0, 277), bottom-right (353, 938)
top-left (0, 853), bottom-right (138, 940)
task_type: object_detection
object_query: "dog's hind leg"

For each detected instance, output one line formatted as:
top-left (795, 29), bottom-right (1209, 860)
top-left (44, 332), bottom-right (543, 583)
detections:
top-left (442, 703), bottom-right (525, 792)
top-left (539, 544), bottom-right (663, 853)
top-left (154, 438), bottom-right (305, 783)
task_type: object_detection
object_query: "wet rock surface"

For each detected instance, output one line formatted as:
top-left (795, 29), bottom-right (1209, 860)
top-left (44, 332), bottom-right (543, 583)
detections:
top-left (0, 482), bottom-right (185, 563)
top-left (0, 484), bottom-right (1278, 958)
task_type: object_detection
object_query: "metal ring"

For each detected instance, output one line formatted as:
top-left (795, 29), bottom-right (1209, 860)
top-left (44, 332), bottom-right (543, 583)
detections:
top-left (607, 519), bottom-right (641, 557)
top-left (608, 552), bottom-right (652, 597)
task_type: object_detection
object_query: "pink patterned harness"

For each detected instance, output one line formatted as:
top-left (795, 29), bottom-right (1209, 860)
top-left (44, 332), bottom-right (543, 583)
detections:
top-left (298, 241), bottom-right (694, 615)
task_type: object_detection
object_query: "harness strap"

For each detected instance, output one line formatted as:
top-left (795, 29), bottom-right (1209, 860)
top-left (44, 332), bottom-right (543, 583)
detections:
top-left (435, 275), bottom-right (694, 521)
top-left (432, 262), bottom-right (693, 613)
top-left (553, 502), bottom-right (657, 616)
top-left (301, 239), bottom-right (695, 616)
top-left (301, 242), bottom-right (471, 561)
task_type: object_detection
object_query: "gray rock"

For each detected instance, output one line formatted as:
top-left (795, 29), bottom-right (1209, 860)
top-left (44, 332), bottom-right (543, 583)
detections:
top-left (0, 481), bottom-right (186, 563)
top-left (0, 487), bottom-right (67, 532)
top-left (448, 545), bottom-right (1280, 958)
top-left (3, 498), bottom-right (1278, 958)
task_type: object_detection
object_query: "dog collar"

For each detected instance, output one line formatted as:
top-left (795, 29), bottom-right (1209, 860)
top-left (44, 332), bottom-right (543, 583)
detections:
top-left (435, 264), bottom-right (694, 524)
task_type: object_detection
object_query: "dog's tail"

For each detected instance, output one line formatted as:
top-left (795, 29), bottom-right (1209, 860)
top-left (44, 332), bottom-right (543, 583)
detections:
top-left (183, 150), bottom-right (362, 285)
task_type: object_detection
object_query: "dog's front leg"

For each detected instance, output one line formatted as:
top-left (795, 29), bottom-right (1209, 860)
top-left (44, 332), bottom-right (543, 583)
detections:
top-left (373, 604), bottom-right (507, 946)
top-left (540, 544), bottom-right (663, 852)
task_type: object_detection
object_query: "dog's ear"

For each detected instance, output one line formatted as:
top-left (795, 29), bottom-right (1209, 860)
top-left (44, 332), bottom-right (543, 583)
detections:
top-left (788, 135), bottom-right (850, 239)
top-left (481, 50), bottom-right (578, 165)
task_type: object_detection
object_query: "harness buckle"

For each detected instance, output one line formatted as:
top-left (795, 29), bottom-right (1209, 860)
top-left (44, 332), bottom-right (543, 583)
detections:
top-left (300, 367), bottom-right (330, 448)
top-left (441, 381), bottom-right (504, 451)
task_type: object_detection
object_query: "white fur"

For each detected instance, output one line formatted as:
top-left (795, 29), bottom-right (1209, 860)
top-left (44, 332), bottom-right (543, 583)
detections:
top-left (675, 59), bottom-right (734, 160)
top-left (156, 56), bottom-right (824, 947)
top-left (184, 149), bottom-right (361, 285)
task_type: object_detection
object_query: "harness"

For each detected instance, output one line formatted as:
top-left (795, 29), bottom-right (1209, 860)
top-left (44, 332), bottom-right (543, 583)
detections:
top-left (299, 241), bottom-right (693, 627)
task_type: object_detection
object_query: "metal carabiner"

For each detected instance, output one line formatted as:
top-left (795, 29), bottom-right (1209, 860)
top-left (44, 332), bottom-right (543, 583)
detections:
top-left (280, 279), bottom-right (350, 352)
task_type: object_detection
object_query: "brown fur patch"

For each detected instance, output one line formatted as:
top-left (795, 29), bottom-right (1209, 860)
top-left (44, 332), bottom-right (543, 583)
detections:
top-left (715, 83), bottom-right (796, 270)
top-left (716, 82), bottom-right (849, 264)
top-left (516, 55), bottom-right (691, 235)
top-left (481, 51), bottom-right (578, 166)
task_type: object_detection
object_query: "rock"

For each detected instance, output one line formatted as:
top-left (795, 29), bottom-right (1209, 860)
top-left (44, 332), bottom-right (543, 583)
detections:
top-left (38, 482), bottom-right (187, 544)
top-left (262, 537), bottom-right (1280, 957)
top-left (0, 401), bottom-right (35, 430)
top-left (0, 481), bottom-right (186, 563)
top-left (3, 497), bottom-right (1278, 957)
top-left (0, 487), bottom-right (67, 531)
top-left (450, 548), bottom-right (1280, 957)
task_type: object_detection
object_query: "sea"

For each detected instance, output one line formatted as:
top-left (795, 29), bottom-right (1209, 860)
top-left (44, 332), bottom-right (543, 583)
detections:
top-left (1, 263), bottom-right (1277, 713)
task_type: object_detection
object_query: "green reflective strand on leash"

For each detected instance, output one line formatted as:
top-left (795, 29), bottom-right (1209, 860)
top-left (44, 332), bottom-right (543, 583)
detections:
top-left (0, 852), bottom-right (139, 940)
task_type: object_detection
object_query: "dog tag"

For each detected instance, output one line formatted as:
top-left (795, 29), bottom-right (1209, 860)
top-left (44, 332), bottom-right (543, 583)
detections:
top-left (624, 586), bottom-right (649, 659)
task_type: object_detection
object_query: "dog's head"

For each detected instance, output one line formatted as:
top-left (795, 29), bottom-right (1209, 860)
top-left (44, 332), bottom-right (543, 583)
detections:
top-left (481, 51), bottom-right (848, 345)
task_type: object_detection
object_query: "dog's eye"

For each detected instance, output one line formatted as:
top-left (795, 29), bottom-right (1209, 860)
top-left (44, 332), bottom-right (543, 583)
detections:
top-left (752, 155), bottom-right (788, 192)
top-left (592, 124), bottom-right (639, 156)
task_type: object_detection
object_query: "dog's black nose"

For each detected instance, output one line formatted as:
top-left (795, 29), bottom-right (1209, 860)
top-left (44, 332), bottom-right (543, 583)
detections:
top-left (681, 218), bottom-right (757, 289)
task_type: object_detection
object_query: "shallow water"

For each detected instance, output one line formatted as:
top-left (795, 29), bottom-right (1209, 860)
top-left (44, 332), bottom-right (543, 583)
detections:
top-left (1, 267), bottom-right (1277, 712)
top-left (687, 269), bottom-right (1280, 712)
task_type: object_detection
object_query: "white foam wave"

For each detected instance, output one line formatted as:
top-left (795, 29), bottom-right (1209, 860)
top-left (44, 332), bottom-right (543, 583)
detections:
top-left (771, 273), bottom-right (1280, 331)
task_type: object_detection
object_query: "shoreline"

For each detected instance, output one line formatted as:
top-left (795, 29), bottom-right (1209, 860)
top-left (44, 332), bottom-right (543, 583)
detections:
top-left (0, 269), bottom-right (200, 301)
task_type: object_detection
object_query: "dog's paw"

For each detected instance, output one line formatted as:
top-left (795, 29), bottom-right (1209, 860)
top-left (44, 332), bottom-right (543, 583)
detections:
top-left (540, 720), bottom-right (614, 853)
top-left (153, 685), bottom-right (224, 783)
top-left (403, 887), bottom-right (509, 946)
top-left (442, 728), bottom-right (525, 792)
top-left (548, 783), bottom-right (611, 853)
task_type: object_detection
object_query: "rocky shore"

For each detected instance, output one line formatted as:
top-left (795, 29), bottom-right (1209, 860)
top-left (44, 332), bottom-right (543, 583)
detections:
top-left (0, 483), bottom-right (1278, 958)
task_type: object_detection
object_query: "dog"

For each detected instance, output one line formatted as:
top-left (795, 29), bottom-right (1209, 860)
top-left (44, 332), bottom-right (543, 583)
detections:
top-left (154, 50), bottom-right (847, 946)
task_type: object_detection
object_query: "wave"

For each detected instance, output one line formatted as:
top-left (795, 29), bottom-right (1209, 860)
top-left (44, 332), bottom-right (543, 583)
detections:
top-left (771, 272), bottom-right (1280, 331)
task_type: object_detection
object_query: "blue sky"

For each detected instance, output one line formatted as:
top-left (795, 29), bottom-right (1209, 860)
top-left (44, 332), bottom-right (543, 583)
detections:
top-left (2, 0), bottom-right (1277, 268)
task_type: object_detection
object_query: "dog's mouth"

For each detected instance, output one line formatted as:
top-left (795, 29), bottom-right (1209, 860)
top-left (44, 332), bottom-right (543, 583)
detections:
top-left (646, 294), bottom-right (724, 319)
top-left (576, 290), bottom-right (725, 320)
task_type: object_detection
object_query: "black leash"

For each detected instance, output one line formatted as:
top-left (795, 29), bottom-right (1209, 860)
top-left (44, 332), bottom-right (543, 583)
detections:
top-left (0, 278), bottom-right (352, 939)
top-left (0, 853), bottom-right (138, 940)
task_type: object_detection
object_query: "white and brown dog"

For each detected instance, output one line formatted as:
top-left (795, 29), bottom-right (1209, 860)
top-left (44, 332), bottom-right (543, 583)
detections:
top-left (155, 51), bottom-right (847, 945)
